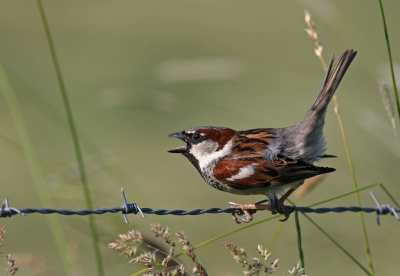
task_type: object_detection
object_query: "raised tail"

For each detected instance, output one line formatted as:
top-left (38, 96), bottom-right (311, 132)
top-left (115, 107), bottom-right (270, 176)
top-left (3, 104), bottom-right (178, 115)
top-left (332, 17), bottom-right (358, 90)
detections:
top-left (282, 49), bottom-right (357, 162)
top-left (306, 49), bottom-right (357, 121)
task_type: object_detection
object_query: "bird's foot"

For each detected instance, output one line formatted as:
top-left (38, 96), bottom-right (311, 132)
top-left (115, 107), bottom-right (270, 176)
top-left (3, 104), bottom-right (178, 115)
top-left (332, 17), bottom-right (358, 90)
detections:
top-left (275, 204), bottom-right (293, 222)
top-left (268, 200), bottom-right (293, 221)
top-left (268, 190), bottom-right (295, 222)
top-left (229, 201), bottom-right (270, 224)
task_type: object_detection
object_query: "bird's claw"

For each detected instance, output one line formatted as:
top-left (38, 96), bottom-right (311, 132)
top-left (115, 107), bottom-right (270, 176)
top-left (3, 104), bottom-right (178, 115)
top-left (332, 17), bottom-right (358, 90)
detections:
top-left (267, 191), bottom-right (294, 221)
top-left (277, 204), bottom-right (293, 221)
top-left (230, 202), bottom-right (255, 223)
top-left (229, 199), bottom-right (293, 223)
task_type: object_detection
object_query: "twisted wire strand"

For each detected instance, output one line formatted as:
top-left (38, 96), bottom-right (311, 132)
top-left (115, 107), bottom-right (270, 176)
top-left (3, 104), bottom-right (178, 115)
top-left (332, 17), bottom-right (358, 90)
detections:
top-left (1, 190), bottom-right (399, 225)
top-left (1, 202), bottom-right (399, 217)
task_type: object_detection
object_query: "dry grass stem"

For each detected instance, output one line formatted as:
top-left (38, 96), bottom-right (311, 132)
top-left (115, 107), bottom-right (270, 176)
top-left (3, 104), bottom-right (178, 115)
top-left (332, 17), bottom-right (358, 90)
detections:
top-left (223, 241), bottom-right (291, 275)
top-left (379, 80), bottom-right (400, 154)
top-left (304, 9), bottom-right (325, 68)
top-left (0, 225), bottom-right (4, 252)
top-left (380, 81), bottom-right (397, 130)
top-left (110, 224), bottom-right (207, 276)
top-left (304, 9), bottom-right (374, 276)
top-left (288, 261), bottom-right (306, 276)
top-left (224, 241), bottom-right (248, 266)
top-left (0, 226), bottom-right (19, 275)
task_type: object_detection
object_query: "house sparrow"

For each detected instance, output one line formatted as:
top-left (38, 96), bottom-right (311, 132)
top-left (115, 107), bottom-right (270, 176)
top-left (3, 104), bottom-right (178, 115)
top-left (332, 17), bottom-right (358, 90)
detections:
top-left (168, 49), bottom-right (357, 222)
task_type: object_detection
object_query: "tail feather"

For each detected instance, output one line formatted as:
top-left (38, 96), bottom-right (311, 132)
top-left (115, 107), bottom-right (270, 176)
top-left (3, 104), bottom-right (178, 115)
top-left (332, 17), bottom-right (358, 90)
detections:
top-left (282, 49), bottom-right (357, 162)
top-left (308, 49), bottom-right (357, 120)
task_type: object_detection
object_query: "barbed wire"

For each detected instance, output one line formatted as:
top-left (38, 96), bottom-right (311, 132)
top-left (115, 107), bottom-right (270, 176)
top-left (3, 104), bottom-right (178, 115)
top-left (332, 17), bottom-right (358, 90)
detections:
top-left (0, 189), bottom-right (399, 225)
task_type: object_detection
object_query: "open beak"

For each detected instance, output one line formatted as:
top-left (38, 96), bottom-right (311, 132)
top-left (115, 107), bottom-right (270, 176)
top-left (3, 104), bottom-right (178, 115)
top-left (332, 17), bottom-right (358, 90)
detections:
top-left (168, 131), bottom-right (187, 153)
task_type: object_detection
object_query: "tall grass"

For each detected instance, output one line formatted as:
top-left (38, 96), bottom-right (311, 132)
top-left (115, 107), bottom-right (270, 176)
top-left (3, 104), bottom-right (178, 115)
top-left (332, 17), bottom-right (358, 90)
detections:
top-left (0, 60), bottom-right (73, 273)
top-left (304, 10), bottom-right (374, 275)
top-left (378, 0), bottom-right (400, 155)
top-left (36, 1), bottom-right (103, 275)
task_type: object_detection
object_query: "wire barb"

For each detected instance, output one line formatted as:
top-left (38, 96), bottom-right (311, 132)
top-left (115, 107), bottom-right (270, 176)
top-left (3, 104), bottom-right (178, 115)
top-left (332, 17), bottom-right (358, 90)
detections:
top-left (0, 197), bottom-right (25, 218)
top-left (120, 188), bottom-right (147, 223)
top-left (370, 191), bottom-right (400, 225)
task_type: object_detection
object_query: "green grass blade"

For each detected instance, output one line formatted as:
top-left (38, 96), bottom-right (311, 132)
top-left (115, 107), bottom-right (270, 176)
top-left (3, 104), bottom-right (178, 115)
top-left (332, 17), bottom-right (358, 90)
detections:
top-left (307, 183), bottom-right (379, 208)
top-left (379, 183), bottom-right (400, 208)
top-left (378, 0), bottom-right (400, 124)
top-left (193, 214), bottom-right (280, 250)
top-left (333, 97), bottom-right (374, 275)
top-left (302, 213), bottom-right (370, 275)
top-left (36, 1), bottom-right (104, 275)
top-left (0, 62), bottom-right (73, 273)
top-left (305, 10), bottom-right (374, 274)
top-left (295, 210), bottom-right (305, 272)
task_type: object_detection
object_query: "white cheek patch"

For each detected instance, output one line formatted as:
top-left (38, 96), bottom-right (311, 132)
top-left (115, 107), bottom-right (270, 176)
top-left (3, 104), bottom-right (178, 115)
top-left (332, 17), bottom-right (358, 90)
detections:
top-left (227, 164), bottom-right (257, 181)
top-left (190, 138), bottom-right (234, 169)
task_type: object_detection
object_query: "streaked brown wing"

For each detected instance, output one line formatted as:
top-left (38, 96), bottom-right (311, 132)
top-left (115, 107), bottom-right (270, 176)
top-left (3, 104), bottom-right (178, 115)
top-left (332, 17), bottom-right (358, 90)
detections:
top-left (213, 155), bottom-right (334, 190)
top-left (268, 158), bottom-right (335, 186)
top-left (233, 128), bottom-right (277, 154)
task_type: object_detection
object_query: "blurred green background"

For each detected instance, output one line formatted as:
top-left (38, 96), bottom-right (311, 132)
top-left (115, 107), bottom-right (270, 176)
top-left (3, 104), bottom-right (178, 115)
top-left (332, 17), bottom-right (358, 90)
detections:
top-left (0, 1), bottom-right (399, 275)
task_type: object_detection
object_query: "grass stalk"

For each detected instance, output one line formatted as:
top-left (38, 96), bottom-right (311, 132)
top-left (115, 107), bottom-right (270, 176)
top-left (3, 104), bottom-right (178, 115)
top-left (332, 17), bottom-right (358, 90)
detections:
top-left (305, 11), bottom-right (374, 273)
top-left (36, 1), bottom-right (104, 275)
top-left (193, 214), bottom-right (280, 250)
top-left (379, 81), bottom-right (400, 154)
top-left (332, 100), bottom-right (374, 275)
top-left (378, 0), bottom-right (400, 123)
top-left (378, 183), bottom-right (400, 208)
top-left (295, 210), bottom-right (305, 272)
top-left (377, 0), bottom-right (400, 155)
top-left (301, 213), bottom-right (370, 275)
top-left (307, 183), bottom-right (379, 208)
top-left (0, 62), bottom-right (73, 273)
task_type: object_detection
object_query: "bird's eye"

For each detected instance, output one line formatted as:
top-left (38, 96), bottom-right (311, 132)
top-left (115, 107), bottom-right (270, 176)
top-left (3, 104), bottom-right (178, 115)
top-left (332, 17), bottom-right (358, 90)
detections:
top-left (192, 133), bottom-right (201, 141)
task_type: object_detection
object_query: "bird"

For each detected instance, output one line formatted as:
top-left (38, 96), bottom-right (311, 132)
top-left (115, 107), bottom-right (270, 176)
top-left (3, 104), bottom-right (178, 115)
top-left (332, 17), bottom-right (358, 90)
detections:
top-left (168, 49), bottom-right (357, 223)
